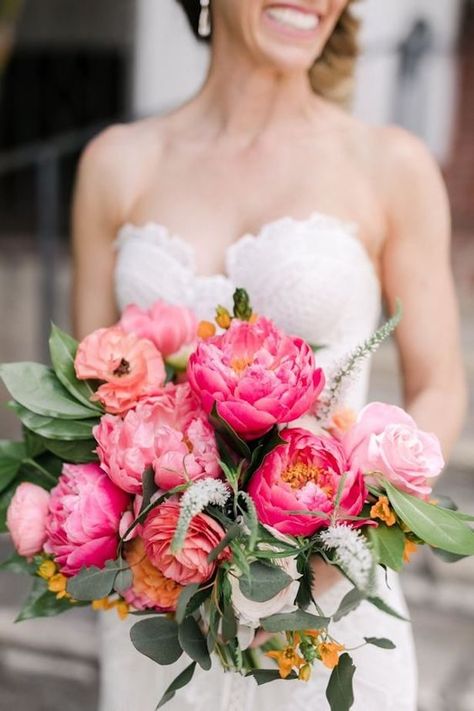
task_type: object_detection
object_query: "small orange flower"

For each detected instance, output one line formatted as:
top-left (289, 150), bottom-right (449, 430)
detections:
top-left (403, 539), bottom-right (418, 564)
top-left (299, 664), bottom-right (312, 682)
top-left (197, 321), bottom-right (216, 339)
top-left (215, 307), bottom-right (232, 330)
top-left (92, 597), bottom-right (113, 611)
top-left (113, 600), bottom-right (130, 620)
top-left (370, 496), bottom-right (397, 527)
top-left (48, 573), bottom-right (69, 599)
top-left (318, 642), bottom-right (345, 669)
top-left (266, 645), bottom-right (306, 679)
top-left (328, 408), bottom-right (357, 439)
top-left (124, 538), bottom-right (183, 611)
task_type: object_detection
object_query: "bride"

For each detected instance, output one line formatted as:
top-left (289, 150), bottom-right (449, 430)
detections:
top-left (72, 1), bottom-right (466, 709)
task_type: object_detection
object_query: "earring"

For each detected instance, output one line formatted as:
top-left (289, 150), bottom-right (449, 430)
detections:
top-left (198, 0), bottom-right (211, 38)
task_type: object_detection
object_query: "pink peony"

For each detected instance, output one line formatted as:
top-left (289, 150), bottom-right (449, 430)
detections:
top-left (7, 483), bottom-right (50, 558)
top-left (187, 316), bottom-right (325, 440)
top-left (94, 383), bottom-right (220, 494)
top-left (248, 428), bottom-right (366, 536)
top-left (44, 463), bottom-right (130, 576)
top-left (75, 326), bottom-right (166, 414)
top-left (120, 301), bottom-right (197, 358)
top-left (342, 402), bottom-right (445, 498)
top-left (143, 500), bottom-right (230, 585)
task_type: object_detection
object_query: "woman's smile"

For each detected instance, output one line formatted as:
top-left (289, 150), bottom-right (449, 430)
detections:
top-left (262, 3), bottom-right (321, 40)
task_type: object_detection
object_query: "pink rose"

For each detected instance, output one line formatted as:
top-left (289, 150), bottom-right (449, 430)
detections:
top-left (120, 301), bottom-right (197, 358)
top-left (44, 463), bottom-right (130, 576)
top-left (343, 402), bottom-right (444, 498)
top-left (143, 500), bottom-right (230, 585)
top-left (75, 326), bottom-right (166, 414)
top-left (94, 383), bottom-right (220, 494)
top-left (187, 316), bottom-right (325, 440)
top-left (7, 483), bottom-right (50, 558)
top-left (248, 428), bottom-right (366, 536)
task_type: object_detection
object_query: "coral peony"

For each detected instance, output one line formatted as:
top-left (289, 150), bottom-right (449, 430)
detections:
top-left (44, 463), bottom-right (130, 576)
top-left (7, 483), bottom-right (50, 558)
top-left (342, 402), bottom-right (444, 498)
top-left (248, 428), bottom-right (366, 536)
top-left (120, 300), bottom-right (197, 358)
top-left (123, 537), bottom-right (183, 611)
top-left (75, 326), bottom-right (166, 414)
top-left (94, 383), bottom-right (220, 494)
top-left (187, 316), bottom-right (325, 440)
top-left (143, 500), bottom-right (230, 585)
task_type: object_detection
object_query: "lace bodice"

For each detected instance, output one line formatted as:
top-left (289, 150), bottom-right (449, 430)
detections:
top-left (115, 212), bottom-right (381, 410)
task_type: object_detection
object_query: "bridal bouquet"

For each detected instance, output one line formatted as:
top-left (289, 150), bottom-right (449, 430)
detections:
top-left (1, 289), bottom-right (474, 710)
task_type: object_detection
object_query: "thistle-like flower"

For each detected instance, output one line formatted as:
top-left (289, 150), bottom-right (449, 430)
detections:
top-left (170, 478), bottom-right (230, 553)
top-left (319, 524), bottom-right (375, 592)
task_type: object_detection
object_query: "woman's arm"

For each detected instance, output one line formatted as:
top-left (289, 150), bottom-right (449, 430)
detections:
top-left (71, 126), bottom-right (132, 340)
top-left (380, 127), bottom-right (467, 457)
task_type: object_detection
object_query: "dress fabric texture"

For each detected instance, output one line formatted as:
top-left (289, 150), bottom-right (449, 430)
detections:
top-left (100, 213), bottom-right (418, 711)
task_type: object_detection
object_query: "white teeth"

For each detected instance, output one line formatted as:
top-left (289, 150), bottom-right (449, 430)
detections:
top-left (266, 6), bottom-right (319, 31)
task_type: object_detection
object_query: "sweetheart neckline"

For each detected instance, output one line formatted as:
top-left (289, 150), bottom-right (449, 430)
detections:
top-left (115, 210), bottom-right (380, 285)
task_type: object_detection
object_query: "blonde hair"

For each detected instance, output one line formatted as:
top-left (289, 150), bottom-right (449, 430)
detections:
top-left (309, 1), bottom-right (360, 107)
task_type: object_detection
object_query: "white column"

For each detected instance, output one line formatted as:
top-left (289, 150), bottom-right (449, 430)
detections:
top-left (133, 0), bottom-right (209, 117)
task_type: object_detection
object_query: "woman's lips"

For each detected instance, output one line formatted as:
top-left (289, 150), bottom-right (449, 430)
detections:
top-left (263, 4), bottom-right (321, 38)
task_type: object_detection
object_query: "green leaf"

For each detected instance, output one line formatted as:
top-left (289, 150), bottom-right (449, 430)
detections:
top-left (246, 669), bottom-right (297, 685)
top-left (384, 480), bottom-right (474, 556)
top-left (367, 596), bottom-right (409, 621)
top-left (178, 616), bottom-right (212, 670)
top-left (262, 609), bottom-right (330, 633)
top-left (209, 402), bottom-right (251, 459)
top-left (295, 555), bottom-right (315, 610)
top-left (0, 552), bottom-right (36, 575)
top-left (67, 564), bottom-right (117, 601)
top-left (12, 404), bottom-right (98, 441)
top-left (333, 587), bottom-right (365, 622)
top-left (24, 429), bottom-right (47, 459)
top-left (49, 325), bottom-right (102, 411)
top-left (222, 600), bottom-right (238, 643)
top-left (0, 485), bottom-right (16, 531)
top-left (114, 564), bottom-right (133, 594)
top-left (0, 363), bottom-right (98, 420)
top-left (16, 579), bottom-right (76, 622)
top-left (140, 467), bottom-right (157, 513)
top-left (208, 522), bottom-right (241, 563)
top-left (364, 637), bottom-right (396, 649)
top-left (430, 547), bottom-right (468, 563)
top-left (176, 584), bottom-right (200, 624)
top-left (367, 524), bottom-right (406, 572)
top-left (156, 661), bottom-right (197, 709)
top-left (326, 653), bottom-right (355, 711)
top-left (41, 437), bottom-right (98, 463)
top-left (0, 440), bottom-right (25, 494)
top-left (245, 426), bottom-right (286, 480)
top-left (239, 561), bottom-right (293, 603)
top-left (130, 617), bottom-right (183, 666)
top-left (238, 492), bottom-right (259, 551)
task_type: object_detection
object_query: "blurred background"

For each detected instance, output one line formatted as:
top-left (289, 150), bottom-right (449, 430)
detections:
top-left (0, 1), bottom-right (473, 709)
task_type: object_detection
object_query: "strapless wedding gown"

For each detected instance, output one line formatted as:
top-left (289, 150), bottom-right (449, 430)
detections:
top-left (99, 213), bottom-right (418, 711)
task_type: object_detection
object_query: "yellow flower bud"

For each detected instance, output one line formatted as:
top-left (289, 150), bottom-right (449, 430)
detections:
top-left (37, 560), bottom-right (57, 580)
top-left (114, 600), bottom-right (129, 620)
top-left (197, 320), bottom-right (216, 339)
top-left (92, 597), bottom-right (112, 611)
top-left (215, 306), bottom-right (232, 330)
top-left (48, 573), bottom-right (67, 595)
top-left (299, 664), bottom-right (312, 682)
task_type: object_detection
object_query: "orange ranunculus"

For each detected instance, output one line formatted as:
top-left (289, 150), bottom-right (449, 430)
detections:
top-left (318, 641), bottom-right (345, 669)
top-left (370, 496), bottom-right (397, 527)
top-left (75, 326), bottom-right (166, 414)
top-left (123, 537), bottom-right (183, 612)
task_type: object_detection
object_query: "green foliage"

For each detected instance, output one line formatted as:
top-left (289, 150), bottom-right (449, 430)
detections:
top-left (333, 587), bottom-right (365, 622)
top-left (176, 584), bottom-right (201, 624)
top-left (210, 403), bottom-right (251, 459)
top-left (367, 523), bottom-right (406, 572)
top-left (261, 609), bottom-right (330, 633)
top-left (367, 596), bottom-right (409, 622)
top-left (326, 653), bottom-right (355, 711)
top-left (67, 560), bottom-right (127, 601)
top-left (130, 617), bottom-right (183, 666)
top-left (239, 561), bottom-right (292, 603)
top-left (178, 616), bottom-right (212, 670)
top-left (12, 405), bottom-right (98, 441)
top-left (0, 363), bottom-right (99, 419)
top-left (0, 552), bottom-right (36, 575)
top-left (384, 481), bottom-right (474, 556)
top-left (16, 578), bottom-right (78, 622)
top-left (364, 637), bottom-right (396, 649)
top-left (48, 325), bottom-right (101, 411)
top-left (156, 662), bottom-right (197, 709)
top-left (0, 440), bottom-right (25, 493)
top-left (246, 669), bottom-right (298, 685)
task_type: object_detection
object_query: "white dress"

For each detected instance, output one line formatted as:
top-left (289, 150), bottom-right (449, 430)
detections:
top-left (100, 213), bottom-right (418, 711)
